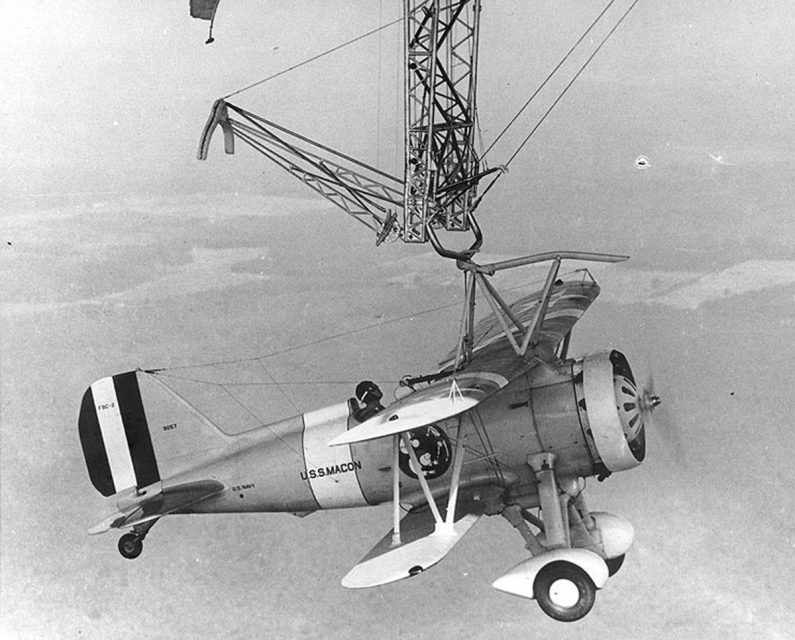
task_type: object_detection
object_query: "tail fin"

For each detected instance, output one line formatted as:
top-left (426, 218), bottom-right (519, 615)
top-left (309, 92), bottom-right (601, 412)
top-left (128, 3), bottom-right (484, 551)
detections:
top-left (79, 370), bottom-right (229, 497)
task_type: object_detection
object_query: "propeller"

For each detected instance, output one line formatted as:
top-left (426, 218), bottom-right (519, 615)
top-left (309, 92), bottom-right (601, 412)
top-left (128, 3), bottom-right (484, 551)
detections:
top-left (637, 372), bottom-right (661, 418)
top-left (638, 371), bottom-right (686, 466)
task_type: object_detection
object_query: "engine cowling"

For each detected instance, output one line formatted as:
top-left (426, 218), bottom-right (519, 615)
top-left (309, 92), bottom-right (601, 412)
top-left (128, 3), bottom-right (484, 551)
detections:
top-left (516, 349), bottom-right (646, 478)
top-left (579, 350), bottom-right (646, 473)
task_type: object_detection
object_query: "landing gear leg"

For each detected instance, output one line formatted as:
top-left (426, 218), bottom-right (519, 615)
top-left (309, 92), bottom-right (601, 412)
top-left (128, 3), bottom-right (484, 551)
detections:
top-left (528, 453), bottom-right (567, 548)
top-left (526, 453), bottom-right (600, 622)
top-left (501, 505), bottom-right (545, 555)
top-left (117, 519), bottom-right (158, 560)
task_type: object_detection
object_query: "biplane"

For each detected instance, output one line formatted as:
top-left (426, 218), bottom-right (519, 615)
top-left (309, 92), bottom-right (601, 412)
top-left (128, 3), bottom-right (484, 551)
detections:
top-left (79, 0), bottom-right (657, 622)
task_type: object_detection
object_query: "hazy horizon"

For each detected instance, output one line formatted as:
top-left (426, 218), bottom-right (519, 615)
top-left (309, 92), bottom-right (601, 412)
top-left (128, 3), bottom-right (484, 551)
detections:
top-left (2, 2), bottom-right (794, 639)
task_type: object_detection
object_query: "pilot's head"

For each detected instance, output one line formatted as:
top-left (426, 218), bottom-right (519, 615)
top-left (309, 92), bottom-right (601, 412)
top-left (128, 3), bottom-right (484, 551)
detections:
top-left (355, 380), bottom-right (383, 406)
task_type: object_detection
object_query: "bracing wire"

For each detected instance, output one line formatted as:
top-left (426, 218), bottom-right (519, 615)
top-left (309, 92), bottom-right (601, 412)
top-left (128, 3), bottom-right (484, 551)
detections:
top-left (255, 358), bottom-right (302, 414)
top-left (152, 298), bottom-right (464, 372)
top-left (222, 16), bottom-right (403, 100)
top-left (220, 383), bottom-right (269, 423)
top-left (148, 267), bottom-right (586, 375)
top-left (469, 409), bottom-right (507, 484)
top-left (147, 373), bottom-right (403, 387)
top-left (148, 369), bottom-right (319, 466)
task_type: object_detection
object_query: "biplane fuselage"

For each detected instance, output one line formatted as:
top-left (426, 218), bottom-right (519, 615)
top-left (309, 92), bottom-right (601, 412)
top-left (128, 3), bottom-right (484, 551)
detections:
top-left (143, 353), bottom-right (637, 517)
top-left (80, 0), bottom-right (656, 623)
top-left (80, 271), bottom-right (654, 622)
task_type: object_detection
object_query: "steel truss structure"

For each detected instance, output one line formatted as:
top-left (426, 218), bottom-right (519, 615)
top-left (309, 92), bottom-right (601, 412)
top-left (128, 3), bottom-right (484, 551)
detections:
top-left (403, 0), bottom-right (483, 242)
top-left (198, 100), bottom-right (404, 244)
top-left (199, 0), bottom-right (496, 251)
top-left (448, 251), bottom-right (628, 370)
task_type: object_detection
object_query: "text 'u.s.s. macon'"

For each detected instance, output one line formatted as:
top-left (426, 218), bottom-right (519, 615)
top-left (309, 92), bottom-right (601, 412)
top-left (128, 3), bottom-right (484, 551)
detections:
top-left (300, 460), bottom-right (362, 480)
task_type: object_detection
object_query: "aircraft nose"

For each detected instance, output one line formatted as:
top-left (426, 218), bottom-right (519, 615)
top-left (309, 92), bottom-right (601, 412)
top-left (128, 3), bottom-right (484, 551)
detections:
top-left (613, 373), bottom-right (647, 463)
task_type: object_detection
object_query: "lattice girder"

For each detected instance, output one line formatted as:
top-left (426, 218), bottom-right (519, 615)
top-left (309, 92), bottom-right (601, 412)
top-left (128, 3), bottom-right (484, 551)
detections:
top-left (403, 0), bottom-right (482, 242)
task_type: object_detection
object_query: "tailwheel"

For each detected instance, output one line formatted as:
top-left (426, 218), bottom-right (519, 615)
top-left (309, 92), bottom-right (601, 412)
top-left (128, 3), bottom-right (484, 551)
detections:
top-left (118, 533), bottom-right (143, 560)
top-left (533, 561), bottom-right (596, 622)
top-left (605, 554), bottom-right (625, 577)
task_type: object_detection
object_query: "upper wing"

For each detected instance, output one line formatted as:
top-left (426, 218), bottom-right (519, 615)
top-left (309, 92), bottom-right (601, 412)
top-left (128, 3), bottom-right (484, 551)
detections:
top-left (329, 371), bottom-right (510, 447)
top-left (440, 278), bottom-right (601, 368)
top-left (332, 278), bottom-right (599, 448)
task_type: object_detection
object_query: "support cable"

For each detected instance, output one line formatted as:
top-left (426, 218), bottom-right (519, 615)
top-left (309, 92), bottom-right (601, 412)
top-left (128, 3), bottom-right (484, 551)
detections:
top-left (474, 0), bottom-right (642, 210)
top-left (150, 298), bottom-right (462, 372)
top-left (255, 358), bottom-right (301, 414)
top-left (481, 0), bottom-right (619, 160)
top-left (222, 16), bottom-right (403, 99)
top-left (149, 372), bottom-right (402, 388)
top-left (145, 268), bottom-right (583, 373)
top-left (377, 0), bottom-right (384, 169)
top-left (504, 0), bottom-right (642, 169)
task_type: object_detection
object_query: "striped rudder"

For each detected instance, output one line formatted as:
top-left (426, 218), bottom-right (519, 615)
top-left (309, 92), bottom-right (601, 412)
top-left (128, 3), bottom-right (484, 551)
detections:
top-left (79, 371), bottom-right (160, 497)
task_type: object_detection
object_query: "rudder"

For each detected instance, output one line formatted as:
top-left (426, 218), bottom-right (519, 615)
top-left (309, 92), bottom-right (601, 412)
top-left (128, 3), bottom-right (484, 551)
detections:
top-left (79, 370), bottom-right (229, 497)
top-left (79, 371), bottom-right (160, 497)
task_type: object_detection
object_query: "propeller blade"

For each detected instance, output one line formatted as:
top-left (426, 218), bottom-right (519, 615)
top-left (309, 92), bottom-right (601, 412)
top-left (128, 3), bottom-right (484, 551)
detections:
top-left (638, 370), bottom-right (686, 466)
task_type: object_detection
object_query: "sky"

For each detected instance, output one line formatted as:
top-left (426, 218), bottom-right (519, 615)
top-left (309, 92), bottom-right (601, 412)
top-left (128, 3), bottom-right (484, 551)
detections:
top-left (3, 1), bottom-right (793, 265)
top-left (1, 1), bottom-right (794, 639)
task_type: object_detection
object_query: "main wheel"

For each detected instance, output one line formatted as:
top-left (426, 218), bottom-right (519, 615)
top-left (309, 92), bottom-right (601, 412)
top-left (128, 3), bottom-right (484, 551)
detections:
top-left (605, 554), bottom-right (625, 577)
top-left (118, 533), bottom-right (143, 560)
top-left (533, 561), bottom-right (596, 622)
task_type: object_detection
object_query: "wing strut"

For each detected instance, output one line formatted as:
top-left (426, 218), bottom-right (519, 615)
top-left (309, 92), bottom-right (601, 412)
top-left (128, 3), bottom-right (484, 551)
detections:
top-left (442, 420), bottom-right (467, 529)
top-left (448, 251), bottom-right (628, 366)
top-left (391, 434), bottom-right (402, 545)
top-left (390, 419), bottom-right (466, 545)
top-left (404, 432), bottom-right (444, 524)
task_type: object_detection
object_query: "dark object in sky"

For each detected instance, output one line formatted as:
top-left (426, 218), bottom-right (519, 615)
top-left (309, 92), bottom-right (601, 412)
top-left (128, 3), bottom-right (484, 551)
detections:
top-left (190, 0), bottom-right (220, 20)
top-left (635, 155), bottom-right (650, 169)
top-left (190, 0), bottom-right (221, 44)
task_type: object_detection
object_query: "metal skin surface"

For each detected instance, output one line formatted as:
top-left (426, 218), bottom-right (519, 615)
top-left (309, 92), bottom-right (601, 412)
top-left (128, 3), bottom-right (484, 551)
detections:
top-left (491, 548), bottom-right (610, 598)
top-left (77, 265), bottom-right (655, 625)
top-left (588, 512), bottom-right (635, 559)
top-left (80, 350), bottom-right (643, 519)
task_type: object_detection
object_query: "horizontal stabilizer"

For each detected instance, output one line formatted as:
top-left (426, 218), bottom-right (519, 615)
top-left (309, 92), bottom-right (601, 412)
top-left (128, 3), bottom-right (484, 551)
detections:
top-left (329, 373), bottom-right (506, 447)
top-left (342, 510), bottom-right (480, 589)
top-left (88, 510), bottom-right (152, 535)
top-left (88, 479), bottom-right (224, 535)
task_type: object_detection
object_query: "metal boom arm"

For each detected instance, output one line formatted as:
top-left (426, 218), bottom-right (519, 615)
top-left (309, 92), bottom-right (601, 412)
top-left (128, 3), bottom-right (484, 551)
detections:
top-left (197, 3), bottom-right (487, 249)
top-left (198, 100), bottom-right (404, 242)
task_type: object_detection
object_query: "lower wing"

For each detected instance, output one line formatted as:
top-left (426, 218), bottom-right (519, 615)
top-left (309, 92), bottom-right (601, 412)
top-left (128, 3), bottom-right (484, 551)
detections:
top-left (342, 497), bottom-right (484, 588)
